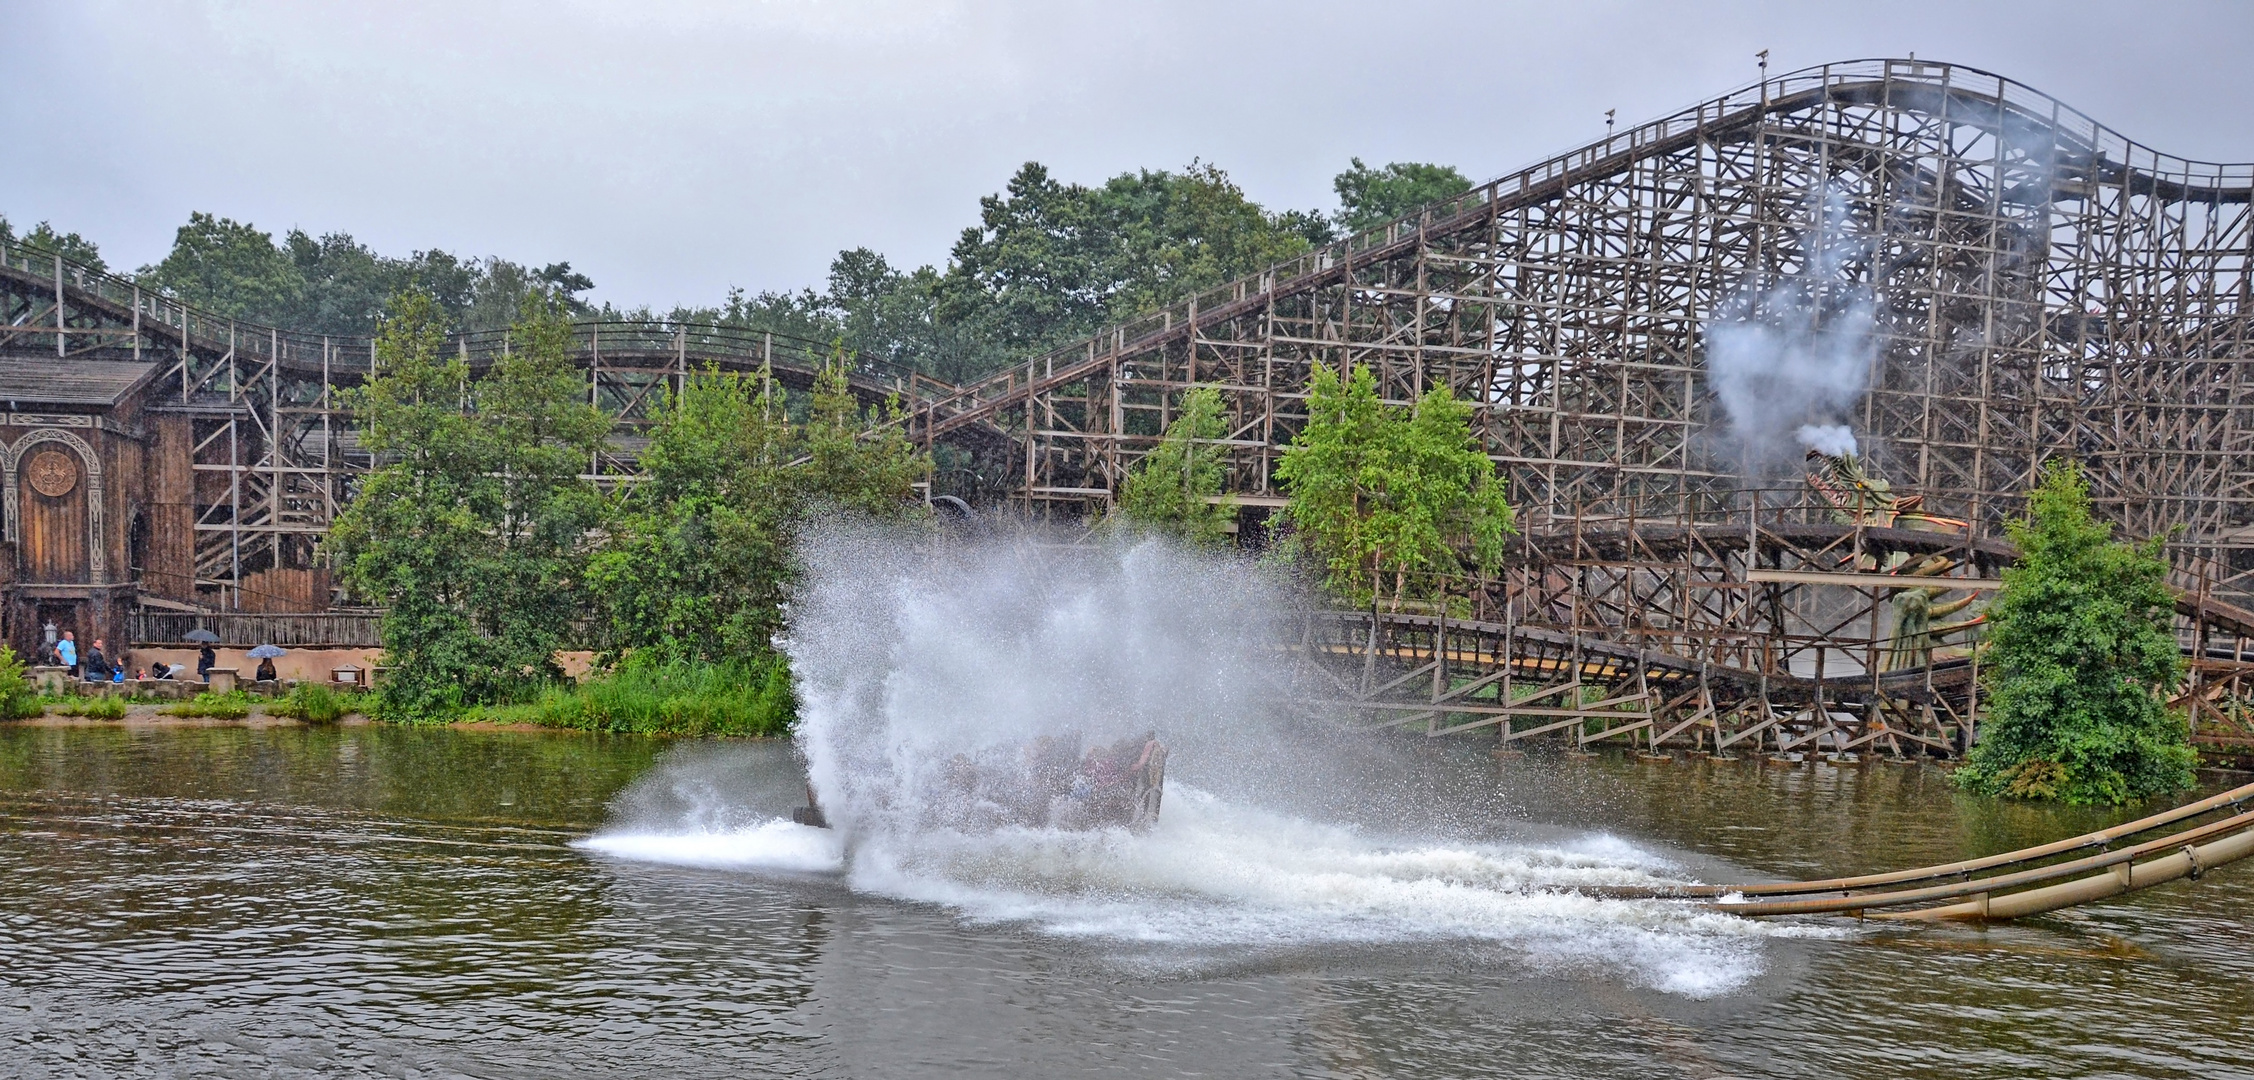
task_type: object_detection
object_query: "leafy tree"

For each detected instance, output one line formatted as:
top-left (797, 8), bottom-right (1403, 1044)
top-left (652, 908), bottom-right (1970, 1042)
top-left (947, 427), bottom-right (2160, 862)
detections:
top-left (137, 212), bottom-right (304, 322)
top-left (588, 356), bottom-right (929, 668)
top-left (329, 290), bottom-right (609, 719)
top-left (1956, 460), bottom-right (2196, 804)
top-left (588, 368), bottom-right (798, 664)
top-left (798, 360), bottom-right (931, 517)
top-left (0, 215), bottom-right (108, 272)
top-left (1114, 385), bottom-right (1236, 546)
top-left (283, 230), bottom-right (482, 336)
top-left (1274, 363), bottom-right (1514, 609)
top-left (1097, 162), bottom-right (1330, 317)
top-left (825, 248), bottom-right (986, 383)
top-left (1332, 158), bottom-right (1474, 234)
top-left (938, 161), bottom-right (1325, 363)
top-left (134, 211), bottom-right (594, 336)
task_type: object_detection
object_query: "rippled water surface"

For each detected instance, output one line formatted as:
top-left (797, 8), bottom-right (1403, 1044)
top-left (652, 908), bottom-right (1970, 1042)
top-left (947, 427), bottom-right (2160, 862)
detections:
top-left (3, 722), bottom-right (2251, 1078)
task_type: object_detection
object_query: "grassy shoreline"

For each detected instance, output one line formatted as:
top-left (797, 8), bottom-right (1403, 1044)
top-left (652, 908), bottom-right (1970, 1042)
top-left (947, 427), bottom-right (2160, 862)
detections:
top-left (7, 660), bottom-right (794, 739)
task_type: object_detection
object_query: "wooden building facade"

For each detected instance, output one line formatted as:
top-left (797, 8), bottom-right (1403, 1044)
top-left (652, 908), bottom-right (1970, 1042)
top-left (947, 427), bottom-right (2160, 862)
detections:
top-left (0, 357), bottom-right (330, 656)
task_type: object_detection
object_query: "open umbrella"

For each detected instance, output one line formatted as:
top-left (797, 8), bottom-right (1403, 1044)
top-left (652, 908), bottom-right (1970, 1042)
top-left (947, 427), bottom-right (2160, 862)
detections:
top-left (182, 629), bottom-right (220, 643)
top-left (245, 644), bottom-right (288, 659)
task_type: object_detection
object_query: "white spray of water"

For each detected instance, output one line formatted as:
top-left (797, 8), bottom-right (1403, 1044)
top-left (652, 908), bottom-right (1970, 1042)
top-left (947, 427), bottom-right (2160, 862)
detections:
top-left (580, 526), bottom-right (1838, 996)
top-left (1705, 186), bottom-right (1880, 473)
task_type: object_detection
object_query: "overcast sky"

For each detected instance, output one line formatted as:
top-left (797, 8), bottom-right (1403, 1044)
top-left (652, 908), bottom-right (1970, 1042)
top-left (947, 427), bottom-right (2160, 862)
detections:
top-left (7, 0), bottom-right (2253, 309)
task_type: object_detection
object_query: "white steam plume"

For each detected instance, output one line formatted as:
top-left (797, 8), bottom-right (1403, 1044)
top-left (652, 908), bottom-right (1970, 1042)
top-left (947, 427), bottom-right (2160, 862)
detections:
top-left (1704, 186), bottom-right (1879, 473)
top-left (1794, 423), bottom-right (1858, 458)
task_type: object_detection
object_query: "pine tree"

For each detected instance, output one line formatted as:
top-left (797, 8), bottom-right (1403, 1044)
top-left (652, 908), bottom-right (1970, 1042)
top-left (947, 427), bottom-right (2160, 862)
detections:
top-left (1956, 459), bottom-right (2196, 803)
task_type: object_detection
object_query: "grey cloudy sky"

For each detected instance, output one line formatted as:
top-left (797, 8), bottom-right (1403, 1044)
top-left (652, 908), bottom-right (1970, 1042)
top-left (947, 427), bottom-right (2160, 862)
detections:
top-left (7, 0), bottom-right (2253, 310)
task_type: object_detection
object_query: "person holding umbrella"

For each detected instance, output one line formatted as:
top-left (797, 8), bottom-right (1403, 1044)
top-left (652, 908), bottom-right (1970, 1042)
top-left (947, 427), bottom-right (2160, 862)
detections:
top-left (185, 629), bottom-right (219, 682)
top-left (247, 644), bottom-right (287, 684)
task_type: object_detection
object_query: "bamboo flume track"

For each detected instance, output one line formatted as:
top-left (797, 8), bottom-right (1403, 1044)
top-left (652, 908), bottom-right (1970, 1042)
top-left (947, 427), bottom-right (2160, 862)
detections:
top-left (1584, 780), bottom-right (2254, 921)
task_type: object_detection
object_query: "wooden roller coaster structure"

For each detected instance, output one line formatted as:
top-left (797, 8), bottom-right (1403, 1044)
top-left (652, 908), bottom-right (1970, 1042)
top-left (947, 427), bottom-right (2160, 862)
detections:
top-left (13, 58), bottom-right (2254, 757)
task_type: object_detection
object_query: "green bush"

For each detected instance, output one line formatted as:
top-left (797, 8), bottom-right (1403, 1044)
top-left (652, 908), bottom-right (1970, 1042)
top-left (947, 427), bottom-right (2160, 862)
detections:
top-left (470, 654), bottom-right (796, 737)
top-left (162, 692), bottom-right (253, 720)
top-left (51, 695), bottom-right (128, 719)
top-left (269, 682), bottom-right (353, 723)
top-left (0, 646), bottom-right (37, 719)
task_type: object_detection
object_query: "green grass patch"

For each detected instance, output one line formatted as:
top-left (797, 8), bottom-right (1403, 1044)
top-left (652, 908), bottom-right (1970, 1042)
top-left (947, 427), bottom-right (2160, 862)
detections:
top-left (469, 655), bottom-right (795, 737)
top-left (50, 695), bottom-right (129, 719)
top-left (268, 682), bottom-right (355, 723)
top-left (162, 691), bottom-right (253, 720)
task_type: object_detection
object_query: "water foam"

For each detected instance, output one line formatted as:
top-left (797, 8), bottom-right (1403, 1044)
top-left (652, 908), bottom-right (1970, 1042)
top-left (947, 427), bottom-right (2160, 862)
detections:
top-left (577, 819), bottom-right (844, 874)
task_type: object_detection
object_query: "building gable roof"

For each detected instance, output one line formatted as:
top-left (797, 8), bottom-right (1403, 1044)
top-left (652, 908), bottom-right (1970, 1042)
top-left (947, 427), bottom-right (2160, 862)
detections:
top-left (0, 357), bottom-right (160, 409)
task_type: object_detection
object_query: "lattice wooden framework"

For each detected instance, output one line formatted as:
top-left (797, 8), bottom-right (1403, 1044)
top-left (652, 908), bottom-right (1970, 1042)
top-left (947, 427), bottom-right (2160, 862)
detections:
top-left (0, 241), bottom-right (946, 610)
top-left (912, 59), bottom-right (2254, 583)
top-left (895, 58), bottom-right (2254, 754)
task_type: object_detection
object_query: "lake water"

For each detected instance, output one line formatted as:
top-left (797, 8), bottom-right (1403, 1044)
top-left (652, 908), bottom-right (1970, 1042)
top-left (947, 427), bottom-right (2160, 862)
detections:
top-left (2, 721), bottom-right (2250, 1078)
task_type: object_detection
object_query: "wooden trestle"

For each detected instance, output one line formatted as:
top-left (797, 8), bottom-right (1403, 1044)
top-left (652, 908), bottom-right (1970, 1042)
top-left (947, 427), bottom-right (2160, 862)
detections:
top-left (1295, 494), bottom-right (2254, 759)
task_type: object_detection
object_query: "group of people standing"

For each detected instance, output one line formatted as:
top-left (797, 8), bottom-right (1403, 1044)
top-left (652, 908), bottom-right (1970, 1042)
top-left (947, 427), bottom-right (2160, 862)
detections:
top-left (34, 631), bottom-right (118, 681)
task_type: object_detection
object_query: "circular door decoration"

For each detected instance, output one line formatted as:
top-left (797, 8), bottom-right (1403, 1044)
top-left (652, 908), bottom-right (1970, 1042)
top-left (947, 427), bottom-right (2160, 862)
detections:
top-left (25, 450), bottom-right (79, 498)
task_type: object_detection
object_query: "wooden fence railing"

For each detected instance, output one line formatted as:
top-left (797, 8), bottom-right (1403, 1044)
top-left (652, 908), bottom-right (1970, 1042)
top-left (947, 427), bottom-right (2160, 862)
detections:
top-left (130, 612), bottom-right (383, 648)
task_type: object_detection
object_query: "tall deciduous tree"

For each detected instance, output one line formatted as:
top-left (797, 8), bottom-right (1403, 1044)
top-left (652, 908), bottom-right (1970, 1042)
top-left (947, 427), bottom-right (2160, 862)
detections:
top-left (1275, 363), bottom-right (1514, 609)
top-left (587, 368), bottom-right (796, 664)
top-left (138, 212), bottom-right (305, 322)
top-left (328, 290), bottom-right (609, 719)
top-left (1114, 386), bottom-right (1236, 546)
top-left (938, 161), bottom-right (1328, 363)
top-left (1956, 460), bottom-right (2196, 804)
top-left (136, 211), bottom-right (593, 336)
top-left (0, 215), bottom-right (108, 272)
top-left (1332, 159), bottom-right (1475, 234)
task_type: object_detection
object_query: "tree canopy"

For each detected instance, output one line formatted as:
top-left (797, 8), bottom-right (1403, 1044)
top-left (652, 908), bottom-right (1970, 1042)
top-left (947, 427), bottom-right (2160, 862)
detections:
top-left (1332, 158), bottom-right (1474, 234)
top-left (1274, 363), bottom-right (1514, 609)
top-left (587, 359), bottom-right (928, 667)
top-left (0, 215), bottom-right (107, 272)
top-left (130, 211), bottom-right (595, 337)
top-left (13, 153), bottom-right (1469, 384)
top-left (936, 161), bottom-right (1330, 369)
top-left (1955, 460), bottom-right (2196, 804)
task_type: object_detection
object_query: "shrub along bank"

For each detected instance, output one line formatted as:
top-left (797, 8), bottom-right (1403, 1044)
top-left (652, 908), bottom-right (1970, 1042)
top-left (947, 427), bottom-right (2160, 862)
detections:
top-left (466, 656), bottom-right (795, 737)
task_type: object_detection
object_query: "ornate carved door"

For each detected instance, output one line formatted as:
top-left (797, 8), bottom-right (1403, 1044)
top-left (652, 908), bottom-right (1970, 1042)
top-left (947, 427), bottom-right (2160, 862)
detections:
top-left (19, 446), bottom-right (89, 583)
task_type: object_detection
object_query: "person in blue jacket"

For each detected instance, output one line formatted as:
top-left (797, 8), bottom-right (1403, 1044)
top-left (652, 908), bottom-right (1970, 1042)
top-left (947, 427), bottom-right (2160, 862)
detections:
top-left (56, 632), bottom-right (77, 677)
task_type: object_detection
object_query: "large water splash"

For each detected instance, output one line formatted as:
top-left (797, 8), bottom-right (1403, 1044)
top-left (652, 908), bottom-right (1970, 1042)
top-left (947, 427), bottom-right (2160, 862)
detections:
top-left (784, 524), bottom-right (1304, 840)
top-left (581, 526), bottom-right (1837, 996)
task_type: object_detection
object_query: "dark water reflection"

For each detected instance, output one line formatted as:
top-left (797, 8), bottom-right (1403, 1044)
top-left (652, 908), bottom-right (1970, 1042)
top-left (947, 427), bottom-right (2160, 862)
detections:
top-left (2, 722), bottom-right (2250, 1078)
